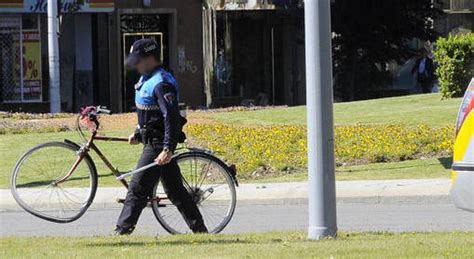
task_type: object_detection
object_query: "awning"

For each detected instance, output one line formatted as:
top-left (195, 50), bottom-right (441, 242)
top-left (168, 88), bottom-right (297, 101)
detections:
top-left (0, 0), bottom-right (114, 13)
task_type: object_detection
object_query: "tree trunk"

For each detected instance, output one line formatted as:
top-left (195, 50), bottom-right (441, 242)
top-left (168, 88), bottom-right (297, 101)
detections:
top-left (347, 52), bottom-right (358, 101)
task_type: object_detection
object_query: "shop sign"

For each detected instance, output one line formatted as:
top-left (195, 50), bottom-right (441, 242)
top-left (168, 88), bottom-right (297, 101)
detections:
top-left (0, 0), bottom-right (114, 13)
top-left (22, 31), bottom-right (42, 100)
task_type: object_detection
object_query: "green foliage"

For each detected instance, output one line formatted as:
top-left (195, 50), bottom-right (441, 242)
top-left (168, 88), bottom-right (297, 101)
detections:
top-left (434, 33), bottom-right (474, 98)
top-left (331, 0), bottom-right (442, 101)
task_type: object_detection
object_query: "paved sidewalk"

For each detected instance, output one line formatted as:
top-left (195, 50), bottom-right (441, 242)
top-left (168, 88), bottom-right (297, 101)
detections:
top-left (0, 179), bottom-right (451, 211)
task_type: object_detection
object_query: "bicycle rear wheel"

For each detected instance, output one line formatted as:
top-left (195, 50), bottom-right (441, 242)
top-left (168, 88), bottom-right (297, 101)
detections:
top-left (11, 142), bottom-right (97, 223)
top-left (152, 151), bottom-right (237, 234)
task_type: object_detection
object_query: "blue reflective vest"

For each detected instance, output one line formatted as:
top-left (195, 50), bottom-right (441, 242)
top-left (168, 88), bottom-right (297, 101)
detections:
top-left (135, 68), bottom-right (178, 110)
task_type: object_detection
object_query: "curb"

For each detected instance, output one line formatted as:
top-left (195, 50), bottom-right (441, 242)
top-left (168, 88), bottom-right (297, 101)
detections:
top-left (0, 179), bottom-right (452, 211)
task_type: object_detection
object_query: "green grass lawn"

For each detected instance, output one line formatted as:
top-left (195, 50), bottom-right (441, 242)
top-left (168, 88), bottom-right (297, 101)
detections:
top-left (209, 93), bottom-right (461, 127)
top-left (0, 130), bottom-right (141, 188)
top-left (251, 157), bottom-right (451, 183)
top-left (1, 231), bottom-right (472, 258)
top-left (0, 94), bottom-right (459, 187)
top-left (0, 130), bottom-right (450, 188)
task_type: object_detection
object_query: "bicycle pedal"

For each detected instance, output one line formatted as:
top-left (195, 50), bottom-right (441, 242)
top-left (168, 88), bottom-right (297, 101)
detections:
top-left (116, 198), bottom-right (125, 204)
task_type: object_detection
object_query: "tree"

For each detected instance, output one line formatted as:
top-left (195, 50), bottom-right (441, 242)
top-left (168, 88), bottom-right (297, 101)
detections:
top-left (331, 0), bottom-right (443, 101)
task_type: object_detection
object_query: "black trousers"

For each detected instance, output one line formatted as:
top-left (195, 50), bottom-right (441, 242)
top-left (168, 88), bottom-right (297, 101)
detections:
top-left (116, 141), bottom-right (207, 232)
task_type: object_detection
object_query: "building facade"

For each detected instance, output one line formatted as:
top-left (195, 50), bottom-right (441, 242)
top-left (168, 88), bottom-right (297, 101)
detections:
top-left (0, 0), bottom-right (204, 112)
top-left (203, 0), bottom-right (305, 107)
top-left (0, 0), bottom-right (115, 112)
top-left (0, 0), bottom-right (304, 112)
top-left (438, 0), bottom-right (474, 35)
top-left (108, 0), bottom-right (205, 112)
top-left (2, 0), bottom-right (471, 112)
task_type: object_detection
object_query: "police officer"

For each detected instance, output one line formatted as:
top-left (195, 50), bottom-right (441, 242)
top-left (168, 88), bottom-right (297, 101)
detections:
top-left (115, 39), bottom-right (207, 235)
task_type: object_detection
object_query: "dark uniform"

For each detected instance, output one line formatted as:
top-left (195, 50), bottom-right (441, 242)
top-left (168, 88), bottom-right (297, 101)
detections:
top-left (116, 41), bottom-right (207, 234)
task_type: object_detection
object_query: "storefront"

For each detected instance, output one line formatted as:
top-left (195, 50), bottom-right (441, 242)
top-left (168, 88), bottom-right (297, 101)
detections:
top-left (0, 14), bottom-right (43, 104)
top-left (203, 0), bottom-right (305, 107)
top-left (0, 0), bottom-right (114, 112)
top-left (108, 1), bottom-right (204, 112)
top-left (1, 0), bottom-right (306, 112)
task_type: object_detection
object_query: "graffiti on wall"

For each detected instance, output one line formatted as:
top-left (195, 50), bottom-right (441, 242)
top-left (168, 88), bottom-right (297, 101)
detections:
top-left (178, 46), bottom-right (198, 74)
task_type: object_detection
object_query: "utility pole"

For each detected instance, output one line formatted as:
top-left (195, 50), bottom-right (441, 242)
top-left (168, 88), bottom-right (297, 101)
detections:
top-left (305, 0), bottom-right (338, 240)
top-left (48, 0), bottom-right (61, 113)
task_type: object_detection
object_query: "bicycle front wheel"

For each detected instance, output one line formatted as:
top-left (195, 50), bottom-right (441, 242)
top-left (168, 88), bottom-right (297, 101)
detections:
top-left (11, 141), bottom-right (97, 223)
top-left (152, 151), bottom-right (237, 234)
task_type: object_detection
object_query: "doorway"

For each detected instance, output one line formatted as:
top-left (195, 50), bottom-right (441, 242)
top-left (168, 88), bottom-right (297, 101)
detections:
top-left (213, 11), bottom-right (295, 106)
top-left (120, 14), bottom-right (169, 111)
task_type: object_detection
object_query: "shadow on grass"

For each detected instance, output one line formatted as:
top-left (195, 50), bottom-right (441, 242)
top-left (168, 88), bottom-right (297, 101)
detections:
top-left (15, 172), bottom-right (115, 188)
top-left (337, 157), bottom-right (453, 173)
top-left (84, 237), bottom-right (257, 247)
top-left (438, 157), bottom-right (453, 169)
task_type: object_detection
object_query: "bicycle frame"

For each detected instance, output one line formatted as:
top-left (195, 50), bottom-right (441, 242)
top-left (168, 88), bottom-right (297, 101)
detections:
top-left (55, 107), bottom-right (139, 189)
top-left (90, 135), bottom-right (130, 188)
top-left (11, 106), bottom-right (238, 233)
top-left (56, 107), bottom-right (237, 203)
top-left (58, 111), bottom-right (177, 204)
top-left (57, 130), bottom-right (130, 189)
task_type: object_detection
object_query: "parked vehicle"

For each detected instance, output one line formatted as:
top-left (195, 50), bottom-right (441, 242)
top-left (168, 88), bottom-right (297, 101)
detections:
top-left (451, 78), bottom-right (474, 212)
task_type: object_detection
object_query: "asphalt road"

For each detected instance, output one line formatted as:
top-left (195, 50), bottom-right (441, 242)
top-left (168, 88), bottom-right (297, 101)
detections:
top-left (1, 199), bottom-right (473, 236)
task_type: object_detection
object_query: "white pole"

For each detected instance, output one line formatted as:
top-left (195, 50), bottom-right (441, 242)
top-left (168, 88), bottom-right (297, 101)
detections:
top-left (305, 0), bottom-right (337, 240)
top-left (48, 0), bottom-right (61, 113)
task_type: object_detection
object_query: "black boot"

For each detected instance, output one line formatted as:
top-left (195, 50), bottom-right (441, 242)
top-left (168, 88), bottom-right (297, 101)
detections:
top-left (114, 225), bottom-right (135, 235)
top-left (191, 220), bottom-right (209, 233)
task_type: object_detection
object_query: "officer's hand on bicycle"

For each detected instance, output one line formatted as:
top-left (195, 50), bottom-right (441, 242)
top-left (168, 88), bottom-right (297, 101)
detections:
top-left (128, 133), bottom-right (139, 145)
top-left (155, 150), bottom-right (173, 165)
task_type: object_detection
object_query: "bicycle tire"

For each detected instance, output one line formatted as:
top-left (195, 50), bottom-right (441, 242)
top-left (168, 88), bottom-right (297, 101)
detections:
top-left (11, 141), bottom-right (98, 223)
top-left (151, 151), bottom-right (237, 234)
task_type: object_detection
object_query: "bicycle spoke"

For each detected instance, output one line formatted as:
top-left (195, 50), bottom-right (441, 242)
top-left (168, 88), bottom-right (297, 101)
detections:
top-left (196, 159), bottom-right (212, 190)
top-left (29, 186), bottom-right (50, 209)
top-left (180, 175), bottom-right (194, 194)
top-left (154, 154), bottom-right (235, 234)
top-left (12, 142), bottom-right (95, 222)
top-left (194, 158), bottom-right (199, 187)
top-left (57, 186), bottom-right (85, 205)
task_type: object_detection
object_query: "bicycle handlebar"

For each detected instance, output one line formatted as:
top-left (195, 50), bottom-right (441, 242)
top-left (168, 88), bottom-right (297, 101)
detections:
top-left (82, 106), bottom-right (111, 116)
top-left (96, 106), bottom-right (111, 115)
top-left (77, 105), bottom-right (111, 138)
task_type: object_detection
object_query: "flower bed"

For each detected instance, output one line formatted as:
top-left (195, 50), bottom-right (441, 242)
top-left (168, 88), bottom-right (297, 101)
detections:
top-left (186, 124), bottom-right (454, 177)
top-left (0, 111), bottom-right (454, 179)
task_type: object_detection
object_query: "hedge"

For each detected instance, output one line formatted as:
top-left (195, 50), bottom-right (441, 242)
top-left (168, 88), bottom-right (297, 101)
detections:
top-left (434, 33), bottom-right (474, 98)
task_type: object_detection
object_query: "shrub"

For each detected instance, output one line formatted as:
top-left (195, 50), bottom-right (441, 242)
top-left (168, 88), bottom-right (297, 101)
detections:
top-left (434, 33), bottom-right (474, 98)
top-left (0, 120), bottom-right (71, 134)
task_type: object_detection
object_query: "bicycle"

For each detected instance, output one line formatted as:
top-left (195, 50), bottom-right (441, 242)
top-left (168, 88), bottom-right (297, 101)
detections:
top-left (10, 106), bottom-right (238, 234)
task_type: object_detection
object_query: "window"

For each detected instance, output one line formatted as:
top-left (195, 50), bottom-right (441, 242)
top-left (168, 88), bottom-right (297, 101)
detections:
top-left (0, 14), bottom-right (42, 103)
